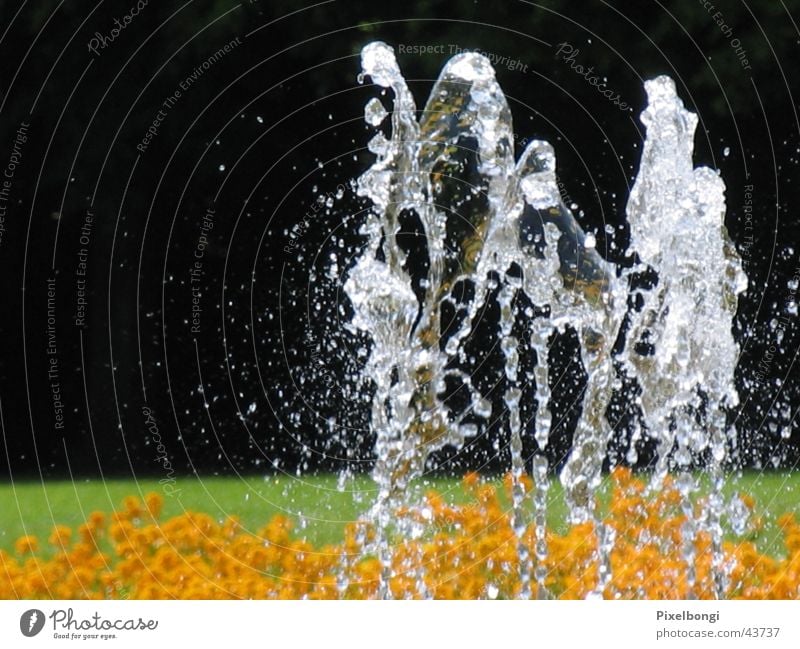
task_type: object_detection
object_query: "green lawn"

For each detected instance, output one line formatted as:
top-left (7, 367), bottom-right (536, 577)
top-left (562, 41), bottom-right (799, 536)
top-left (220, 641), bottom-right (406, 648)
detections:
top-left (0, 470), bottom-right (798, 557)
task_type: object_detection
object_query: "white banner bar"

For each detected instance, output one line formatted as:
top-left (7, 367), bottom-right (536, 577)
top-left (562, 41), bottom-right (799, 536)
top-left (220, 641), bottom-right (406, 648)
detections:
top-left (1, 600), bottom-right (798, 648)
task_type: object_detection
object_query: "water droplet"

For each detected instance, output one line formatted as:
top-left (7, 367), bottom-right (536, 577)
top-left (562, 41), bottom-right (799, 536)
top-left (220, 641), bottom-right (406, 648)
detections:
top-left (364, 97), bottom-right (388, 126)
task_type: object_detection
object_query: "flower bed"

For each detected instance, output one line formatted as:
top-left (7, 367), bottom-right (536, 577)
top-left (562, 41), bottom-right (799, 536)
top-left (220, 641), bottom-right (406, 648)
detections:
top-left (1, 469), bottom-right (797, 599)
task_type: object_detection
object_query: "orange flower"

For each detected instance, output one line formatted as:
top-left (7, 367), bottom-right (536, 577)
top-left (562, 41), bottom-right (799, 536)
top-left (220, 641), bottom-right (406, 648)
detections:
top-left (14, 536), bottom-right (38, 556)
top-left (145, 493), bottom-right (164, 519)
top-left (48, 525), bottom-right (72, 548)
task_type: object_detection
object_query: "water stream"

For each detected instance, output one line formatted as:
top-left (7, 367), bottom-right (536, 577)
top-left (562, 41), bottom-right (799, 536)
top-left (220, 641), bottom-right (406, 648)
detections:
top-left (343, 41), bottom-right (746, 599)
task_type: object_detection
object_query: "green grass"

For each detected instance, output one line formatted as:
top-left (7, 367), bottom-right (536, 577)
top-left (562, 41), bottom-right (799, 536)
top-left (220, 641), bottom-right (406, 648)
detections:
top-left (714, 470), bottom-right (800, 557)
top-left (0, 471), bottom-right (798, 557)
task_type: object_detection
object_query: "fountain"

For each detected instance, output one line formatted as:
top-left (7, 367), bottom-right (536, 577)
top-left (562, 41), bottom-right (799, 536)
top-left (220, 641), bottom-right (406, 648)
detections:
top-left (343, 41), bottom-right (746, 599)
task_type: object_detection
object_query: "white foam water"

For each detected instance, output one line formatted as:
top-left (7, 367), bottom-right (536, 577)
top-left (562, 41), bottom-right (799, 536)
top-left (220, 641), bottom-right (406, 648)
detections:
top-left (343, 42), bottom-right (746, 599)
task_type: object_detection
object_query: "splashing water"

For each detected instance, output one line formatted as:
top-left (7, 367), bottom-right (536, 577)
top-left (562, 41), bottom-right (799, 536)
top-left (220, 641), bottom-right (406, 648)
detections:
top-left (343, 42), bottom-right (746, 599)
top-left (619, 76), bottom-right (747, 597)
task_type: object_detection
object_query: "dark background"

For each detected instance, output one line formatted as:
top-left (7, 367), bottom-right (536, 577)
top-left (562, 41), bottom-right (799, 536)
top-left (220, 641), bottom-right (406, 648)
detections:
top-left (0, 0), bottom-right (798, 481)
